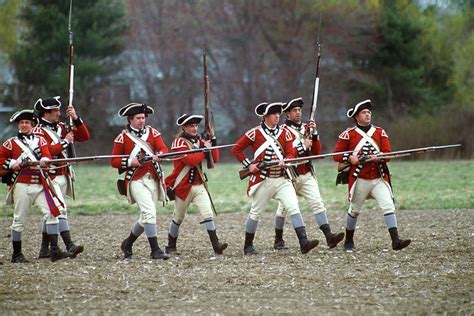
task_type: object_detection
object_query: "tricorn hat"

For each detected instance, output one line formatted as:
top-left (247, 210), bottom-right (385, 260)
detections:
top-left (10, 109), bottom-right (35, 123)
top-left (347, 99), bottom-right (372, 118)
top-left (255, 102), bottom-right (284, 117)
top-left (34, 96), bottom-right (61, 112)
top-left (118, 103), bottom-right (154, 117)
top-left (176, 114), bottom-right (204, 126)
top-left (282, 97), bottom-right (304, 112)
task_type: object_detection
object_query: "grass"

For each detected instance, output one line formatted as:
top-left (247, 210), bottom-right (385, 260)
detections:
top-left (0, 160), bottom-right (472, 216)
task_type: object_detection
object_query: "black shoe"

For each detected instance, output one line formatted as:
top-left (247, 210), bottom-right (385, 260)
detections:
top-left (344, 241), bottom-right (355, 253)
top-left (274, 239), bottom-right (289, 251)
top-left (50, 249), bottom-right (73, 262)
top-left (244, 245), bottom-right (258, 255)
top-left (38, 247), bottom-right (50, 259)
top-left (165, 246), bottom-right (179, 255)
top-left (392, 239), bottom-right (411, 251)
top-left (11, 253), bottom-right (29, 263)
top-left (67, 244), bottom-right (84, 258)
top-left (151, 248), bottom-right (170, 260)
top-left (327, 232), bottom-right (345, 249)
top-left (213, 242), bottom-right (228, 255)
top-left (121, 239), bottom-right (133, 259)
top-left (300, 239), bottom-right (319, 254)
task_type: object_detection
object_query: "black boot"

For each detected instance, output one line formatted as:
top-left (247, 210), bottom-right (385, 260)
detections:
top-left (50, 234), bottom-right (73, 262)
top-left (165, 234), bottom-right (178, 255)
top-left (38, 232), bottom-right (50, 259)
top-left (320, 224), bottom-right (345, 249)
top-left (121, 231), bottom-right (139, 259)
top-left (344, 229), bottom-right (355, 252)
top-left (60, 230), bottom-right (84, 258)
top-left (11, 240), bottom-right (29, 263)
top-left (295, 226), bottom-right (319, 254)
top-left (274, 228), bottom-right (288, 250)
top-left (389, 227), bottom-right (411, 251)
top-left (208, 230), bottom-right (228, 255)
top-left (244, 232), bottom-right (258, 255)
top-left (148, 237), bottom-right (170, 260)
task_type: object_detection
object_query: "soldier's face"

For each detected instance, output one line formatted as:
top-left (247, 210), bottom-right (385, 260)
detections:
top-left (18, 120), bottom-right (33, 134)
top-left (182, 123), bottom-right (199, 136)
top-left (129, 114), bottom-right (146, 129)
top-left (43, 109), bottom-right (61, 123)
top-left (264, 113), bottom-right (280, 128)
top-left (286, 107), bottom-right (302, 123)
top-left (355, 109), bottom-right (371, 126)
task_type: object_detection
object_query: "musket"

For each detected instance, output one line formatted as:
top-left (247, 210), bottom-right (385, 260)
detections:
top-left (65, 0), bottom-right (76, 158)
top-left (239, 150), bottom-right (353, 180)
top-left (337, 144), bottom-right (461, 171)
top-left (307, 13), bottom-right (322, 136)
top-left (138, 143), bottom-right (235, 163)
top-left (201, 45), bottom-right (215, 169)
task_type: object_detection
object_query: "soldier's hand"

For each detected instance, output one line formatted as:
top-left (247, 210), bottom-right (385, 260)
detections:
top-left (130, 157), bottom-right (142, 167)
top-left (12, 161), bottom-right (22, 171)
top-left (368, 154), bottom-right (380, 162)
top-left (66, 105), bottom-right (78, 120)
top-left (203, 139), bottom-right (212, 148)
top-left (278, 160), bottom-right (286, 167)
top-left (39, 159), bottom-right (48, 168)
top-left (65, 132), bottom-right (74, 143)
top-left (304, 137), bottom-right (313, 149)
top-left (152, 155), bottom-right (161, 163)
top-left (249, 163), bottom-right (260, 174)
top-left (307, 119), bottom-right (317, 131)
top-left (349, 154), bottom-right (360, 165)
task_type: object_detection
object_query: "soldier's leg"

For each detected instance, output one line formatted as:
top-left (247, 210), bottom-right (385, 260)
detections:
top-left (299, 174), bottom-right (344, 248)
top-left (275, 179), bottom-right (319, 254)
top-left (165, 189), bottom-right (193, 254)
top-left (193, 185), bottom-right (227, 255)
top-left (38, 220), bottom-right (50, 258)
top-left (273, 203), bottom-right (288, 250)
top-left (245, 180), bottom-right (275, 255)
top-left (371, 180), bottom-right (411, 251)
top-left (55, 176), bottom-right (83, 257)
top-left (344, 179), bottom-right (373, 252)
top-left (11, 183), bottom-right (33, 263)
top-left (134, 177), bottom-right (168, 260)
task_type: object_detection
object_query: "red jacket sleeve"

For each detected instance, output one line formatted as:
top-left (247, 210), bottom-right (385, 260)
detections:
top-left (173, 141), bottom-right (206, 168)
top-left (153, 134), bottom-right (168, 154)
top-left (73, 121), bottom-right (90, 142)
top-left (311, 139), bottom-right (322, 155)
top-left (333, 137), bottom-right (350, 163)
top-left (231, 133), bottom-right (252, 163)
top-left (111, 135), bottom-right (125, 169)
top-left (39, 137), bottom-right (52, 159)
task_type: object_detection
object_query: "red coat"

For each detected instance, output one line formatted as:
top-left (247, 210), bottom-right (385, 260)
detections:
top-left (282, 122), bottom-right (322, 176)
top-left (231, 125), bottom-right (296, 194)
top-left (32, 120), bottom-right (90, 176)
top-left (111, 126), bottom-right (168, 190)
top-left (333, 125), bottom-right (391, 197)
top-left (165, 137), bottom-right (219, 201)
top-left (0, 136), bottom-right (51, 185)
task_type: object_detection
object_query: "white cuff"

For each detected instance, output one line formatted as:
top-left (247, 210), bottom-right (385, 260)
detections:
top-left (8, 159), bottom-right (17, 169)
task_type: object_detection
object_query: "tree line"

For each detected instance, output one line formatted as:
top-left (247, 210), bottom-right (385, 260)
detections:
top-left (0, 0), bottom-right (472, 158)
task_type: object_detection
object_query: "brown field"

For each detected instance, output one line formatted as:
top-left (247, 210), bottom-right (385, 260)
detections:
top-left (0, 210), bottom-right (472, 314)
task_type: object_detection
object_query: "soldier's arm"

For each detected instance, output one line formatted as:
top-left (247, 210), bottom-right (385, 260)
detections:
top-left (111, 135), bottom-right (127, 169)
top-left (231, 133), bottom-right (253, 169)
top-left (333, 132), bottom-right (350, 163)
top-left (72, 118), bottom-right (90, 142)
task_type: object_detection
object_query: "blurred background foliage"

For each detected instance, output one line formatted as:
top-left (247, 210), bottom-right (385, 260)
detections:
top-left (0, 0), bottom-right (472, 158)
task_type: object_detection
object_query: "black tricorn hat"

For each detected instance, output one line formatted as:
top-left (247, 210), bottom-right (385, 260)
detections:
top-left (255, 102), bottom-right (284, 117)
top-left (34, 96), bottom-right (61, 112)
top-left (347, 99), bottom-right (372, 118)
top-left (118, 103), bottom-right (154, 117)
top-left (176, 114), bottom-right (204, 126)
top-left (282, 97), bottom-right (304, 112)
top-left (10, 109), bottom-right (35, 123)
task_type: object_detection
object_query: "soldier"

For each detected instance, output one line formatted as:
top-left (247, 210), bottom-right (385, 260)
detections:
top-left (111, 103), bottom-right (169, 260)
top-left (274, 98), bottom-right (344, 250)
top-left (164, 114), bottom-right (227, 255)
top-left (0, 109), bottom-right (72, 262)
top-left (33, 96), bottom-right (88, 259)
top-left (333, 100), bottom-right (411, 252)
top-left (231, 102), bottom-right (319, 255)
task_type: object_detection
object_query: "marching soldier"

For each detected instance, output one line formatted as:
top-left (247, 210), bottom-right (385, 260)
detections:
top-left (111, 103), bottom-right (169, 260)
top-left (33, 96), bottom-right (88, 258)
top-left (333, 100), bottom-right (411, 252)
top-left (0, 109), bottom-right (72, 262)
top-left (164, 114), bottom-right (227, 255)
top-left (274, 98), bottom-right (344, 250)
top-left (231, 102), bottom-right (319, 255)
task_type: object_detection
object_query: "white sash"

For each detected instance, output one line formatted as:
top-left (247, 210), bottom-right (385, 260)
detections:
top-left (255, 127), bottom-right (284, 161)
top-left (353, 127), bottom-right (379, 154)
top-left (13, 138), bottom-right (39, 162)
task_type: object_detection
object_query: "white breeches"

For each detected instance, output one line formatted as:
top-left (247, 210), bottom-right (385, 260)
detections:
top-left (129, 174), bottom-right (159, 225)
top-left (349, 178), bottom-right (395, 217)
top-left (173, 184), bottom-right (214, 224)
